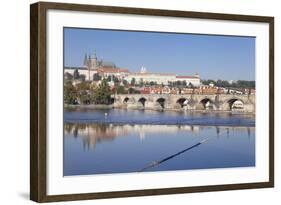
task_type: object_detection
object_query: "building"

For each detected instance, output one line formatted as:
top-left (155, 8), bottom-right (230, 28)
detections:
top-left (175, 75), bottom-right (201, 86)
top-left (64, 52), bottom-right (201, 86)
top-left (97, 67), bottom-right (129, 80)
top-left (124, 66), bottom-right (200, 86)
top-left (125, 72), bottom-right (176, 85)
top-left (64, 52), bottom-right (129, 81)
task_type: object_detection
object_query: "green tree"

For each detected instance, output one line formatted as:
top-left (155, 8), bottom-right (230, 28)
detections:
top-left (113, 75), bottom-right (120, 85)
top-left (131, 77), bottom-right (136, 86)
top-left (176, 80), bottom-right (182, 87)
top-left (79, 74), bottom-right (86, 82)
top-left (64, 81), bottom-right (78, 104)
top-left (201, 79), bottom-right (215, 86)
top-left (93, 79), bottom-right (112, 104)
top-left (105, 76), bottom-right (112, 82)
top-left (139, 78), bottom-right (144, 87)
top-left (79, 90), bottom-right (91, 104)
top-left (76, 81), bottom-right (90, 90)
top-left (93, 73), bottom-right (101, 81)
top-left (128, 87), bottom-right (140, 94)
top-left (149, 81), bottom-right (155, 86)
top-left (216, 79), bottom-right (230, 88)
top-left (234, 80), bottom-right (255, 89)
top-left (75, 82), bottom-right (92, 104)
top-left (122, 79), bottom-right (128, 86)
top-left (116, 85), bottom-right (126, 94)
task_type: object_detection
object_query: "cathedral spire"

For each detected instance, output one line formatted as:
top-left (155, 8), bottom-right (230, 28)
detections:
top-left (92, 50), bottom-right (97, 59)
top-left (83, 53), bottom-right (88, 67)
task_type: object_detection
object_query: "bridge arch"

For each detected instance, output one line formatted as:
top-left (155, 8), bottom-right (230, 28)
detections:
top-left (176, 98), bottom-right (189, 108)
top-left (156, 98), bottom-right (166, 109)
top-left (199, 98), bottom-right (216, 110)
top-left (109, 97), bottom-right (115, 104)
top-left (123, 97), bottom-right (130, 104)
top-left (138, 97), bottom-right (147, 108)
top-left (226, 98), bottom-right (244, 111)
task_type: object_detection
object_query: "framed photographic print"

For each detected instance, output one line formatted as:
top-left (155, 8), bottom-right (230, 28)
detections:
top-left (30, 1), bottom-right (274, 202)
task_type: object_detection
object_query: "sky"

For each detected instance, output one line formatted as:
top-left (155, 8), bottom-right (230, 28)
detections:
top-left (64, 27), bottom-right (255, 81)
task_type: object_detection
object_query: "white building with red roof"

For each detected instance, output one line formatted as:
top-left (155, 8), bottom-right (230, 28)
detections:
top-left (125, 66), bottom-right (200, 86)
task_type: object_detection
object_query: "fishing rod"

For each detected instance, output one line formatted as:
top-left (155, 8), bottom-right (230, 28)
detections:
top-left (138, 130), bottom-right (227, 172)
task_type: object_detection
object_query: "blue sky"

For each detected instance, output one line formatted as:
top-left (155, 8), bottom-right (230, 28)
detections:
top-left (64, 27), bottom-right (255, 81)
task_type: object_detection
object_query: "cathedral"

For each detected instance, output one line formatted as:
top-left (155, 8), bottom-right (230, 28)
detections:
top-left (64, 51), bottom-right (200, 87)
top-left (64, 52), bottom-right (128, 81)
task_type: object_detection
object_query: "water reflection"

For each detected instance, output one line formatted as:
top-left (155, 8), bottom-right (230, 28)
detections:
top-left (64, 109), bottom-right (255, 176)
top-left (64, 123), bottom-right (254, 150)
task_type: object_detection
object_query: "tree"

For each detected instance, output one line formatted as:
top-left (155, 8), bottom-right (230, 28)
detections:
top-left (79, 74), bottom-right (86, 82)
top-left (116, 85), bottom-right (126, 94)
top-left (93, 73), bottom-right (101, 81)
top-left (201, 79), bottom-right (215, 86)
top-left (176, 80), bottom-right (182, 87)
top-left (139, 78), bottom-right (144, 87)
top-left (106, 76), bottom-right (112, 82)
top-left (149, 81), bottom-right (155, 86)
top-left (76, 81), bottom-right (90, 90)
top-left (216, 79), bottom-right (230, 88)
top-left (79, 90), bottom-right (91, 104)
top-left (131, 77), bottom-right (136, 86)
top-left (128, 87), bottom-right (140, 94)
top-left (122, 79), bottom-right (128, 86)
top-left (234, 80), bottom-right (255, 89)
top-left (92, 79), bottom-right (112, 104)
top-left (64, 81), bottom-right (78, 104)
top-left (113, 75), bottom-right (120, 85)
top-left (75, 82), bottom-right (93, 104)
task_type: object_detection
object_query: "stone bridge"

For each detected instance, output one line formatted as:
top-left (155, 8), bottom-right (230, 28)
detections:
top-left (112, 94), bottom-right (255, 112)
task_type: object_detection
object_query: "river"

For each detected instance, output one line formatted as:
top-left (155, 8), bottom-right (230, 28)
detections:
top-left (64, 109), bottom-right (255, 176)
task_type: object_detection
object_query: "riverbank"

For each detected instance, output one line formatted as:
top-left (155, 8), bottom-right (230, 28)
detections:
top-left (64, 104), bottom-right (113, 110)
top-left (64, 104), bottom-right (255, 115)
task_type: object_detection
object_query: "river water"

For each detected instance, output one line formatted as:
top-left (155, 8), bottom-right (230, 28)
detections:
top-left (64, 109), bottom-right (255, 176)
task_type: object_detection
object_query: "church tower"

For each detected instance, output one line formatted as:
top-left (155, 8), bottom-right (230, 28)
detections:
top-left (90, 51), bottom-right (98, 70)
top-left (140, 66), bottom-right (147, 73)
top-left (83, 53), bottom-right (89, 67)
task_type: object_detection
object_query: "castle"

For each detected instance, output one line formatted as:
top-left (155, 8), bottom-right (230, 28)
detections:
top-left (64, 51), bottom-right (200, 86)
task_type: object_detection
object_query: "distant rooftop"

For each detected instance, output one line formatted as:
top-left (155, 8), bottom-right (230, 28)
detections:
top-left (130, 73), bottom-right (176, 76)
top-left (176, 75), bottom-right (200, 79)
top-left (98, 67), bottom-right (129, 73)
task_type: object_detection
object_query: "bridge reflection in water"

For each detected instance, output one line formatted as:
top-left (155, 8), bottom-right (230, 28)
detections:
top-left (64, 123), bottom-right (254, 150)
top-left (64, 122), bottom-right (255, 175)
top-left (63, 109), bottom-right (255, 176)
